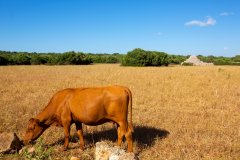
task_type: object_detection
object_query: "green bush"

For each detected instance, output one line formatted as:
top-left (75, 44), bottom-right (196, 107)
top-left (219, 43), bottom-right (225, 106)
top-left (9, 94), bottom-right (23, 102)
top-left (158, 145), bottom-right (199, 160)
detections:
top-left (232, 55), bottom-right (240, 63)
top-left (14, 54), bottom-right (31, 65)
top-left (89, 54), bottom-right (121, 63)
top-left (0, 55), bottom-right (8, 65)
top-left (168, 55), bottom-right (188, 64)
top-left (230, 62), bottom-right (240, 66)
top-left (42, 52), bottom-right (92, 65)
top-left (56, 52), bottom-right (92, 65)
top-left (181, 62), bottom-right (194, 66)
top-left (213, 59), bottom-right (231, 65)
top-left (122, 48), bottom-right (169, 66)
top-left (30, 55), bottom-right (48, 65)
top-left (198, 55), bottom-right (240, 65)
top-left (152, 51), bottom-right (169, 66)
top-left (198, 55), bottom-right (215, 63)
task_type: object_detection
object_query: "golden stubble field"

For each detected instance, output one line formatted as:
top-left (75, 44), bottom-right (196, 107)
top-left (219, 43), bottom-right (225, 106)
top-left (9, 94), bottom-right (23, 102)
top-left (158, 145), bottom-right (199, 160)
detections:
top-left (0, 64), bottom-right (240, 159)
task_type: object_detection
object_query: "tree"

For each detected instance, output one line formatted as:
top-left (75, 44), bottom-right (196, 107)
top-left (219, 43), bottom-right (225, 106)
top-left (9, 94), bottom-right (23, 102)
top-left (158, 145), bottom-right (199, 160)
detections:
top-left (168, 55), bottom-right (187, 64)
top-left (122, 48), bottom-right (169, 66)
top-left (0, 55), bottom-right (8, 65)
top-left (232, 55), bottom-right (240, 62)
top-left (30, 55), bottom-right (48, 65)
top-left (13, 54), bottom-right (31, 65)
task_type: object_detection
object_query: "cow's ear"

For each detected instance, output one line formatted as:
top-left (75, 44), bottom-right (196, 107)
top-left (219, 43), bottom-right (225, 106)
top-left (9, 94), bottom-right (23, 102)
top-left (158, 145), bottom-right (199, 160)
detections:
top-left (29, 118), bottom-right (40, 125)
top-left (34, 118), bottom-right (46, 127)
top-left (35, 118), bottom-right (40, 125)
top-left (29, 118), bottom-right (35, 123)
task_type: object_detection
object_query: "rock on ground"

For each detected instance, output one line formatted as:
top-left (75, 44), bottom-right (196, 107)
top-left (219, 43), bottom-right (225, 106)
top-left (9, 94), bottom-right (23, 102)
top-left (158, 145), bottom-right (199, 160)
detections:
top-left (95, 141), bottom-right (136, 160)
top-left (182, 55), bottom-right (214, 66)
top-left (0, 132), bottom-right (23, 154)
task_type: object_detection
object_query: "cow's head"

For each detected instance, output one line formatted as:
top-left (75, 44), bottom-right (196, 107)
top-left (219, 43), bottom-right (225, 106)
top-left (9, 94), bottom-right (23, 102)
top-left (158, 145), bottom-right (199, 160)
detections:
top-left (23, 118), bottom-right (46, 145)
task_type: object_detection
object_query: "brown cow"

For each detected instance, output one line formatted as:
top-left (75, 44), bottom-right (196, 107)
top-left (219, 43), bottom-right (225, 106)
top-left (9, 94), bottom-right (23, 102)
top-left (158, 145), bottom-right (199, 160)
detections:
top-left (23, 86), bottom-right (133, 152)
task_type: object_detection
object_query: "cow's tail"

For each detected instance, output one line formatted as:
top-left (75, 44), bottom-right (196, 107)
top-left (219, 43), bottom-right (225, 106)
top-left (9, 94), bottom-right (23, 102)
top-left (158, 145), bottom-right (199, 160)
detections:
top-left (126, 87), bottom-right (134, 133)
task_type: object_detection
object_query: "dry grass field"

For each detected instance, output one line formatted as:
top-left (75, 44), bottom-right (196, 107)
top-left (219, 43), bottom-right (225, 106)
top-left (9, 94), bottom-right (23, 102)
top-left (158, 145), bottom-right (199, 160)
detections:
top-left (0, 64), bottom-right (240, 159)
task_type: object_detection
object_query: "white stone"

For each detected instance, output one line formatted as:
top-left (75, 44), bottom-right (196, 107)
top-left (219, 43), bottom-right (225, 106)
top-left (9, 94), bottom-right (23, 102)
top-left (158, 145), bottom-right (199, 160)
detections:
top-left (182, 55), bottom-right (214, 66)
top-left (0, 132), bottom-right (23, 154)
top-left (95, 141), bottom-right (136, 160)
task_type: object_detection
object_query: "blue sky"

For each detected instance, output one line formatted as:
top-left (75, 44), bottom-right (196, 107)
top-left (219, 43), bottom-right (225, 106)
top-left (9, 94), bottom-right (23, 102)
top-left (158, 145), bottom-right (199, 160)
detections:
top-left (0, 0), bottom-right (239, 56)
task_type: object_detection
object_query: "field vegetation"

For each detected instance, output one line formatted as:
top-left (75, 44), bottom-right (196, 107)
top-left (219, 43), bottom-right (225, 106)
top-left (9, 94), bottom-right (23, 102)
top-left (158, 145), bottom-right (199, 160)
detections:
top-left (0, 64), bottom-right (240, 159)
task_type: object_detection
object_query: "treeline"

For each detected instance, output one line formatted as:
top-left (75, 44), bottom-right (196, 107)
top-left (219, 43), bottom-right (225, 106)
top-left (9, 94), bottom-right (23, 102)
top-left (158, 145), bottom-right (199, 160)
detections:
top-left (122, 48), bottom-right (188, 66)
top-left (0, 51), bottom-right (92, 65)
top-left (0, 51), bottom-right (127, 65)
top-left (88, 53), bottom-right (123, 63)
top-left (198, 55), bottom-right (240, 65)
top-left (0, 49), bottom-right (186, 66)
top-left (1, 49), bottom-right (239, 66)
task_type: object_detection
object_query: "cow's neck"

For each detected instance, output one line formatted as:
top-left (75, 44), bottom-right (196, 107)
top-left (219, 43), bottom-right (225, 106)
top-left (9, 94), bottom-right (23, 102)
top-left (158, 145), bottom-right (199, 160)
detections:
top-left (36, 106), bottom-right (55, 126)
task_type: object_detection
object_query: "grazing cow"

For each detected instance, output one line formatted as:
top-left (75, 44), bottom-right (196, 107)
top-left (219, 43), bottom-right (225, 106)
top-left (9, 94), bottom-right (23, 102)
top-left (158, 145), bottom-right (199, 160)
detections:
top-left (23, 86), bottom-right (133, 152)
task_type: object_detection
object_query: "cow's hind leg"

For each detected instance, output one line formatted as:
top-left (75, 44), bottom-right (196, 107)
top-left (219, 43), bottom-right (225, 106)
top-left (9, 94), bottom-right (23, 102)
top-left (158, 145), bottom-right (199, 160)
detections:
top-left (117, 124), bottom-right (124, 147)
top-left (117, 122), bottom-right (133, 152)
top-left (75, 122), bottom-right (84, 150)
top-left (125, 125), bottom-right (133, 152)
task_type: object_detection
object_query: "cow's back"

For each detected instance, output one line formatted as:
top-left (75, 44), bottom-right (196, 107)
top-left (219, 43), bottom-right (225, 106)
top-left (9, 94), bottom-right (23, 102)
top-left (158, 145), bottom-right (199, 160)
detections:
top-left (68, 86), bottom-right (129, 125)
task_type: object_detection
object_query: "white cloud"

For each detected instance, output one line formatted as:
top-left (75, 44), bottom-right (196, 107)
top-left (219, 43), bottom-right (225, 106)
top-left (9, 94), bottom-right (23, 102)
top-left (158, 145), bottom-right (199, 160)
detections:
top-left (220, 12), bottom-right (234, 16)
top-left (185, 16), bottom-right (216, 27)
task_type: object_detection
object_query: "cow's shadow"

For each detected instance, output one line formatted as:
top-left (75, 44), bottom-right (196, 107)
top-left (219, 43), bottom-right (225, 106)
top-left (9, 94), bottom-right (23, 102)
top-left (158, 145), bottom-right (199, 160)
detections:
top-left (133, 125), bottom-right (169, 147)
top-left (48, 125), bottom-right (169, 149)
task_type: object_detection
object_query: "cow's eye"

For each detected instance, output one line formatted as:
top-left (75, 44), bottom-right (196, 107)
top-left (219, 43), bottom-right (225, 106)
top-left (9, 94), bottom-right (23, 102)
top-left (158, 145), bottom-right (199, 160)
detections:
top-left (29, 125), bottom-right (35, 130)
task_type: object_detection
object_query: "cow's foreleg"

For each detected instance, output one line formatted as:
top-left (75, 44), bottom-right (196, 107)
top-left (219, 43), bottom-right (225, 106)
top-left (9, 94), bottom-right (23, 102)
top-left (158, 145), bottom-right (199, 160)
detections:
top-left (62, 120), bottom-right (71, 151)
top-left (75, 122), bottom-right (84, 150)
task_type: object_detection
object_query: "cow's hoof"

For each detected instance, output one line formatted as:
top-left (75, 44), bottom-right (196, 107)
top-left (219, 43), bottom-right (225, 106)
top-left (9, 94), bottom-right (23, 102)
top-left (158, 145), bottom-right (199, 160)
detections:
top-left (59, 147), bottom-right (68, 152)
top-left (80, 145), bottom-right (84, 151)
top-left (79, 148), bottom-right (84, 152)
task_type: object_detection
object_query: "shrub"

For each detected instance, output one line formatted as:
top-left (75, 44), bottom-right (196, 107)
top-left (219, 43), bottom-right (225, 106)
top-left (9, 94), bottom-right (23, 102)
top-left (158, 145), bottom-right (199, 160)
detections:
top-left (181, 62), bottom-right (194, 66)
top-left (152, 51), bottom-right (169, 66)
top-left (30, 55), bottom-right (48, 65)
top-left (0, 55), bottom-right (8, 65)
top-left (198, 55), bottom-right (240, 65)
top-left (122, 48), bottom-right (169, 66)
top-left (89, 54), bottom-right (121, 63)
top-left (168, 55), bottom-right (187, 64)
top-left (105, 56), bottom-right (119, 63)
top-left (13, 54), bottom-right (31, 65)
top-left (232, 55), bottom-right (240, 63)
top-left (213, 58), bottom-right (231, 65)
top-left (230, 62), bottom-right (240, 66)
top-left (46, 54), bottom-right (60, 65)
top-left (51, 52), bottom-right (92, 65)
